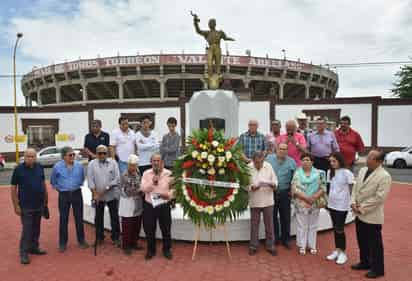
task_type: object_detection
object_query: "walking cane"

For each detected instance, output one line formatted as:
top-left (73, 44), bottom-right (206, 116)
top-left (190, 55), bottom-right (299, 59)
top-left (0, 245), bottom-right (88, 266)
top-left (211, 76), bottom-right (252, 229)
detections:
top-left (92, 199), bottom-right (98, 256)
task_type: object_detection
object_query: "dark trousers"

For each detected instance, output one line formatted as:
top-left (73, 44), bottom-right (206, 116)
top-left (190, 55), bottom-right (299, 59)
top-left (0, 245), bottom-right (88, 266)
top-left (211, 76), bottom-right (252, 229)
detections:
top-left (95, 199), bottom-right (120, 241)
top-left (121, 216), bottom-right (142, 249)
top-left (20, 209), bottom-right (42, 256)
top-left (273, 189), bottom-right (291, 244)
top-left (313, 157), bottom-right (330, 173)
top-left (356, 218), bottom-right (385, 275)
top-left (143, 201), bottom-right (172, 255)
top-left (139, 165), bottom-right (152, 176)
top-left (250, 206), bottom-right (274, 250)
top-left (58, 189), bottom-right (85, 246)
top-left (328, 208), bottom-right (348, 250)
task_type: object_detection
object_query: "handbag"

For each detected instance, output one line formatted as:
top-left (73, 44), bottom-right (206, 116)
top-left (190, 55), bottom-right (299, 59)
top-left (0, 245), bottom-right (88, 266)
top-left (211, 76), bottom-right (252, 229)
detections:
top-left (314, 170), bottom-right (328, 208)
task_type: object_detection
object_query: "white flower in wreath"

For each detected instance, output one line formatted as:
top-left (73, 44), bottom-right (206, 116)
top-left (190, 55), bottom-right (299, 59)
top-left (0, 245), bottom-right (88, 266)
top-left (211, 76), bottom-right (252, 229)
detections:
top-left (218, 156), bottom-right (226, 163)
top-left (195, 205), bottom-right (204, 212)
top-left (206, 206), bottom-right (215, 215)
top-left (190, 200), bottom-right (196, 207)
top-left (228, 195), bottom-right (235, 202)
top-left (211, 140), bottom-right (219, 148)
top-left (207, 154), bottom-right (216, 163)
top-left (215, 204), bottom-right (224, 212)
top-left (207, 167), bottom-right (216, 175)
top-left (225, 151), bottom-right (233, 161)
top-left (199, 168), bottom-right (206, 175)
top-left (223, 201), bottom-right (230, 208)
top-left (218, 168), bottom-right (225, 175)
top-left (201, 151), bottom-right (208, 159)
top-left (233, 188), bottom-right (239, 195)
top-left (192, 150), bottom-right (199, 159)
top-left (185, 194), bottom-right (191, 202)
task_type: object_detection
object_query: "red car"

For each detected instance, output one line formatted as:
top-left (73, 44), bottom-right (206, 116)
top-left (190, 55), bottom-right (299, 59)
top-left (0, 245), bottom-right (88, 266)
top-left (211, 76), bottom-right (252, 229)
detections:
top-left (0, 154), bottom-right (5, 170)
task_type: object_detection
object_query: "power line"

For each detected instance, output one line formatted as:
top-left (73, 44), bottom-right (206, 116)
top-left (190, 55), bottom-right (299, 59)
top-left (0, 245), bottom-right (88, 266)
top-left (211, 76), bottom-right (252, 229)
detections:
top-left (327, 60), bottom-right (412, 68)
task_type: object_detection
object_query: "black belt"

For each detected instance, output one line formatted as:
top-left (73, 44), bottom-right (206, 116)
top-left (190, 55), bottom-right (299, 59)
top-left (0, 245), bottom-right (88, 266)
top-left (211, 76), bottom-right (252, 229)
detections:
top-left (59, 189), bottom-right (81, 193)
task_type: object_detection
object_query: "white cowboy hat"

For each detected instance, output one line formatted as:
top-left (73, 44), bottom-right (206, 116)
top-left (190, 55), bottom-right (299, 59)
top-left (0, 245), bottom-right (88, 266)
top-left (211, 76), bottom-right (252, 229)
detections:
top-left (296, 112), bottom-right (308, 120)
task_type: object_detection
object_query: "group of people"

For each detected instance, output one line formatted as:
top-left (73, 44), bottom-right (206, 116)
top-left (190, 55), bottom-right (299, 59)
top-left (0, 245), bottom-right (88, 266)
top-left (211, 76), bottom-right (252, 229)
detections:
top-left (238, 115), bottom-right (391, 279)
top-left (10, 113), bottom-right (392, 279)
top-left (11, 116), bottom-right (180, 265)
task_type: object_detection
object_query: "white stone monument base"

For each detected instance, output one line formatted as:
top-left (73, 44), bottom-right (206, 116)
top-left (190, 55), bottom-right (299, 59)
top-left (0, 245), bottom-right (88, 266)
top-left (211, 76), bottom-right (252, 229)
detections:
top-left (82, 184), bottom-right (355, 242)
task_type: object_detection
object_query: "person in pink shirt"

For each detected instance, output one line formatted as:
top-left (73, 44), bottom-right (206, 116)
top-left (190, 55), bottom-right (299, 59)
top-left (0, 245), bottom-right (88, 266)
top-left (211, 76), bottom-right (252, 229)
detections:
top-left (276, 120), bottom-right (308, 166)
top-left (140, 153), bottom-right (174, 260)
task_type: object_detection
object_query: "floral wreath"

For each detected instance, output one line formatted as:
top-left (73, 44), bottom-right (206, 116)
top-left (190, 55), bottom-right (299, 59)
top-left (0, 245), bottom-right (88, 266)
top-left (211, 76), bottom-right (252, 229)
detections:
top-left (173, 128), bottom-right (250, 228)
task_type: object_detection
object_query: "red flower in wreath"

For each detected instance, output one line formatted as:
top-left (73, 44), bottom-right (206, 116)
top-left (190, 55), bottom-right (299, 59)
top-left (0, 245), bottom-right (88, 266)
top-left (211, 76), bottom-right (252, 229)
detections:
top-left (182, 160), bottom-right (195, 169)
top-left (227, 162), bottom-right (239, 172)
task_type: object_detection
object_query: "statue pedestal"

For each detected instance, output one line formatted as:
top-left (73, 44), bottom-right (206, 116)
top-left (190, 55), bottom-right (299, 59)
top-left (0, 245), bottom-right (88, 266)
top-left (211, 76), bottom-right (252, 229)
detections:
top-left (187, 90), bottom-right (239, 137)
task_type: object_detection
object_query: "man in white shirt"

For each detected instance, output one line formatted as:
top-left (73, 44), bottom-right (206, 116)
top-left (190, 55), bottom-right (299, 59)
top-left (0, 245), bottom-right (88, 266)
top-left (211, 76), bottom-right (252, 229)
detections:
top-left (135, 116), bottom-right (160, 175)
top-left (248, 150), bottom-right (278, 256)
top-left (110, 117), bottom-right (137, 174)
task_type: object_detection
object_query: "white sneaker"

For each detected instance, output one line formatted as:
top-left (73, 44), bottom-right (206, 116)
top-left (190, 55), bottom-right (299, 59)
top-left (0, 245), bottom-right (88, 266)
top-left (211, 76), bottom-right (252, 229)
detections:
top-left (299, 247), bottom-right (306, 255)
top-left (326, 250), bottom-right (339, 261)
top-left (336, 252), bottom-right (348, 265)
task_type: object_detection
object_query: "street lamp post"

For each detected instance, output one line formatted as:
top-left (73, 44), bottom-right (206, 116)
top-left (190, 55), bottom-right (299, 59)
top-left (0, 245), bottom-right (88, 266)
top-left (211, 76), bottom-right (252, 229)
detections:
top-left (13, 33), bottom-right (23, 164)
top-left (281, 49), bottom-right (286, 60)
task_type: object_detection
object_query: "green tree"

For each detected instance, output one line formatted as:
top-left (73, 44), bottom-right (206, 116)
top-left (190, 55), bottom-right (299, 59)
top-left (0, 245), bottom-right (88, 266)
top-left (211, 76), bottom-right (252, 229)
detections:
top-left (392, 65), bottom-right (412, 98)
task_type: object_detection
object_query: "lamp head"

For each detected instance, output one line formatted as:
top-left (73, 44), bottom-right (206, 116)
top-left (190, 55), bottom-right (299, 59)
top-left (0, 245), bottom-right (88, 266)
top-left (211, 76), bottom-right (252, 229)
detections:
top-left (17, 33), bottom-right (23, 38)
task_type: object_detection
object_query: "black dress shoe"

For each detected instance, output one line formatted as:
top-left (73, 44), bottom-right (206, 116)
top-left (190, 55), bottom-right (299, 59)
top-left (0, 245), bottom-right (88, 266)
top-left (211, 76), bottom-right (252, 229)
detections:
top-left (78, 241), bottom-right (90, 249)
top-left (112, 239), bottom-right (121, 248)
top-left (282, 242), bottom-right (291, 250)
top-left (58, 245), bottom-right (67, 253)
top-left (131, 244), bottom-right (143, 251)
top-left (20, 254), bottom-right (30, 265)
top-left (123, 248), bottom-right (133, 256)
top-left (248, 248), bottom-right (257, 256)
top-left (163, 251), bottom-right (173, 260)
top-left (145, 252), bottom-right (155, 261)
top-left (29, 248), bottom-right (47, 255)
top-left (351, 262), bottom-right (370, 270)
top-left (267, 248), bottom-right (277, 256)
top-left (365, 271), bottom-right (384, 279)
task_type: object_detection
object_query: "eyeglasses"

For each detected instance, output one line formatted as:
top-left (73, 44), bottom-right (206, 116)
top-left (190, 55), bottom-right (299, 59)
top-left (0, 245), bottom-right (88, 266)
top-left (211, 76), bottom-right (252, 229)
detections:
top-left (97, 152), bottom-right (107, 155)
top-left (67, 153), bottom-right (75, 157)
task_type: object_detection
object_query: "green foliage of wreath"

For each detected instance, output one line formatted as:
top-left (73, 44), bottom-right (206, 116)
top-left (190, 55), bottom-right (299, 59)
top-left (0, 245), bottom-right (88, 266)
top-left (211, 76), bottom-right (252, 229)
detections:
top-left (173, 128), bottom-right (250, 228)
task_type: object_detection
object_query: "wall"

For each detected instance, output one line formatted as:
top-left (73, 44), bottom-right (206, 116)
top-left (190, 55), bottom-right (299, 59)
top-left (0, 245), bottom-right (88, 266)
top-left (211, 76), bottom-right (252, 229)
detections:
top-left (0, 112), bottom-right (89, 154)
top-left (378, 105), bottom-right (412, 147)
top-left (93, 107), bottom-right (180, 137)
top-left (275, 103), bottom-right (373, 146)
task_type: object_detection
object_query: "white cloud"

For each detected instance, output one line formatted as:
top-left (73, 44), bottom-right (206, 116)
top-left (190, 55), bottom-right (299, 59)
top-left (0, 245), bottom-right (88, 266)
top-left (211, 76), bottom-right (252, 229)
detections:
top-left (1, 0), bottom-right (411, 104)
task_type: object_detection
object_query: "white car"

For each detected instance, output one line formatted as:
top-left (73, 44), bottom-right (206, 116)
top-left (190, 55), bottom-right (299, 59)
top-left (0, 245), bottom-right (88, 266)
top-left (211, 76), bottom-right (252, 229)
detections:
top-left (385, 147), bottom-right (412, 169)
top-left (20, 146), bottom-right (84, 167)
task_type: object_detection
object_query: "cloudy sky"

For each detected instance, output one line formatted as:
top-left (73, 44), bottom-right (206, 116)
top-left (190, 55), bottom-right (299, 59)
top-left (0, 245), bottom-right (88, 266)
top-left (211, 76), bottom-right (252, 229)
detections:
top-left (1, 0), bottom-right (411, 105)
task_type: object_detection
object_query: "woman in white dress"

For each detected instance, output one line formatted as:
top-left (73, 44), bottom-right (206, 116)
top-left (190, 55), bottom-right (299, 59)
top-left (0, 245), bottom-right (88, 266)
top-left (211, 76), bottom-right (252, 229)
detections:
top-left (326, 152), bottom-right (354, 265)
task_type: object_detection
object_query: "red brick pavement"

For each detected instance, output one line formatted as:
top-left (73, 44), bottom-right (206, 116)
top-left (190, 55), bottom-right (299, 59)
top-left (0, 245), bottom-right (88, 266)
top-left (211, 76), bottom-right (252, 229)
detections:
top-left (0, 183), bottom-right (411, 281)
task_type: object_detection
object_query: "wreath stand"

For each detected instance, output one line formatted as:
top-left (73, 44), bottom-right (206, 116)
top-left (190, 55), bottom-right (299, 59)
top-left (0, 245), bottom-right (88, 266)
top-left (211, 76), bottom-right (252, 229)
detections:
top-left (191, 223), bottom-right (232, 261)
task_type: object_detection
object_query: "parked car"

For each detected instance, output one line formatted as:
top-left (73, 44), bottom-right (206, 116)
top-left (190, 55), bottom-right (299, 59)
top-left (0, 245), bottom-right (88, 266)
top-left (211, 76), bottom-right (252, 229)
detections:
top-left (19, 146), bottom-right (84, 167)
top-left (0, 154), bottom-right (5, 170)
top-left (385, 147), bottom-right (412, 169)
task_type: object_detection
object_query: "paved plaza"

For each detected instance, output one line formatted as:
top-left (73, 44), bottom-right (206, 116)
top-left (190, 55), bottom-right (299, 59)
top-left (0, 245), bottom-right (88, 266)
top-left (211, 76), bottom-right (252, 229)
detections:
top-left (0, 183), bottom-right (410, 281)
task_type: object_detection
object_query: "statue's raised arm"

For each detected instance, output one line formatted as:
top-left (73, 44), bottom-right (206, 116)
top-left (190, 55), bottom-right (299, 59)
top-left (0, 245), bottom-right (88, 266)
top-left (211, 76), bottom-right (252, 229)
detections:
top-left (221, 31), bottom-right (235, 42)
top-left (191, 11), bottom-right (207, 37)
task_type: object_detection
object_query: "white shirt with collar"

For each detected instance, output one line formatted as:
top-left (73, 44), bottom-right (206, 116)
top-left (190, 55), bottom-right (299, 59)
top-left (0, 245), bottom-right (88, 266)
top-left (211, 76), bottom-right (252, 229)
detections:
top-left (248, 161), bottom-right (278, 208)
top-left (110, 128), bottom-right (136, 162)
top-left (135, 130), bottom-right (160, 166)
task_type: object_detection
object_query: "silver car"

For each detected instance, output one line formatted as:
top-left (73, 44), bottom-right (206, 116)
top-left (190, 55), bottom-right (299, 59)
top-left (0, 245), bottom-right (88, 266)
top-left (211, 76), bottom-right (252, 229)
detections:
top-left (20, 146), bottom-right (83, 167)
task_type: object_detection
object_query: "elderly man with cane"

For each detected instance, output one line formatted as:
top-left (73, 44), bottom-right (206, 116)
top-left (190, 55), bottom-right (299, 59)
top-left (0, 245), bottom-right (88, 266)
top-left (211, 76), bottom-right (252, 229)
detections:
top-left (87, 145), bottom-right (121, 252)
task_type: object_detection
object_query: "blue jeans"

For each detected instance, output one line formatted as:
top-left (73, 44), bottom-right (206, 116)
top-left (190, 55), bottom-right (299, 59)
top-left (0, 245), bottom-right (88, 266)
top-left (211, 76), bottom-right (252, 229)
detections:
top-left (118, 160), bottom-right (128, 175)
